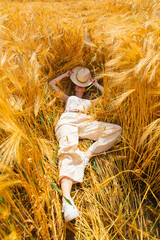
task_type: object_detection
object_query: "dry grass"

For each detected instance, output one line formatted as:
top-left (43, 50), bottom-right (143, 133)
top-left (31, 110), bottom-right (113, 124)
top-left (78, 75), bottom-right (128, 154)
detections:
top-left (0, 0), bottom-right (160, 239)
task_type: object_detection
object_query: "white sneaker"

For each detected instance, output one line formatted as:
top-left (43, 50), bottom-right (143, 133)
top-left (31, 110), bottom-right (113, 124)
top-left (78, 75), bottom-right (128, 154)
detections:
top-left (75, 149), bottom-right (90, 166)
top-left (62, 197), bottom-right (79, 222)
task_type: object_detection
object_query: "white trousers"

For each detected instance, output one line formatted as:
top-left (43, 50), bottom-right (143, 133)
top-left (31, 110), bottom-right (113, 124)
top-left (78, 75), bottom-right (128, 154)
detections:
top-left (55, 115), bottom-right (122, 183)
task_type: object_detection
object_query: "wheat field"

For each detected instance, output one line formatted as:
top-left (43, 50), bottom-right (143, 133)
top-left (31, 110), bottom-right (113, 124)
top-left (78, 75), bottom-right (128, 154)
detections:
top-left (0, 0), bottom-right (160, 239)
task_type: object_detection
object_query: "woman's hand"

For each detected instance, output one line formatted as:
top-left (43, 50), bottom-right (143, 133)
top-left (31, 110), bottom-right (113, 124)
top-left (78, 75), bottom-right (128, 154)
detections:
top-left (49, 70), bottom-right (72, 86)
top-left (91, 78), bottom-right (98, 87)
top-left (49, 70), bottom-right (72, 102)
top-left (64, 70), bottom-right (73, 78)
top-left (91, 78), bottom-right (104, 93)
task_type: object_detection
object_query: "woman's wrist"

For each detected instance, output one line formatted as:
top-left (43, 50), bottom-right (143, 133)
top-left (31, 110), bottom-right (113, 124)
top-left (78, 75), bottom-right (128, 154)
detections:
top-left (53, 73), bottom-right (67, 84)
top-left (61, 72), bottom-right (68, 78)
top-left (57, 73), bottom-right (66, 81)
top-left (92, 80), bottom-right (99, 88)
top-left (95, 82), bottom-right (99, 87)
top-left (94, 81), bottom-right (104, 92)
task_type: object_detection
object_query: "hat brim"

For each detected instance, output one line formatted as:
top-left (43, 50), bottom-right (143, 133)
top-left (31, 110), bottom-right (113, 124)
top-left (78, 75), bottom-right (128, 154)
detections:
top-left (70, 66), bottom-right (92, 87)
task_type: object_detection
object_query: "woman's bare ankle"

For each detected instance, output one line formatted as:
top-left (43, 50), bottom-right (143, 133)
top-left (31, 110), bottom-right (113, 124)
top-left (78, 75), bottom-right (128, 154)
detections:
top-left (84, 150), bottom-right (93, 160)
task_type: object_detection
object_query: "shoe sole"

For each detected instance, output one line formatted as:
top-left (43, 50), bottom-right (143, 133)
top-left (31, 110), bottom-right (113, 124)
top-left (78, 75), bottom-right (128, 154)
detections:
top-left (65, 211), bottom-right (79, 222)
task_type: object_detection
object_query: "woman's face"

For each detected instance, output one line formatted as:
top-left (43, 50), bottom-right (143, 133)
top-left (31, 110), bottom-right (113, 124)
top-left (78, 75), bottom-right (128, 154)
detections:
top-left (74, 85), bottom-right (86, 98)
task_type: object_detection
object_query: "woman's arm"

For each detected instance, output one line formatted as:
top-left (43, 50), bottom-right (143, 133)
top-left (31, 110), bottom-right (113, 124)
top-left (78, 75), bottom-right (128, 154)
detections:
top-left (90, 79), bottom-right (104, 104)
top-left (49, 70), bottom-right (72, 102)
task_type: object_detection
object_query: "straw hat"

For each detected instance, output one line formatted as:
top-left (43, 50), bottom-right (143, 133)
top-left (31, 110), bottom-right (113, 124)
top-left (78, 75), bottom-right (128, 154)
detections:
top-left (70, 66), bottom-right (92, 87)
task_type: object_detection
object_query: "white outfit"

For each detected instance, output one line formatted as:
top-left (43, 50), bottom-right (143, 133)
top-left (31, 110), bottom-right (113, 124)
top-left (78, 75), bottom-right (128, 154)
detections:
top-left (55, 96), bottom-right (122, 183)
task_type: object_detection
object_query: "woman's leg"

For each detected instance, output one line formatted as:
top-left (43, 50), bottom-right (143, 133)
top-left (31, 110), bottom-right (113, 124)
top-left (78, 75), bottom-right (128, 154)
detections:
top-left (85, 149), bottom-right (94, 160)
top-left (60, 177), bottom-right (79, 222)
top-left (79, 120), bottom-right (122, 159)
top-left (56, 124), bottom-right (86, 183)
top-left (61, 177), bottom-right (73, 197)
top-left (56, 124), bottom-right (79, 155)
top-left (55, 125), bottom-right (81, 221)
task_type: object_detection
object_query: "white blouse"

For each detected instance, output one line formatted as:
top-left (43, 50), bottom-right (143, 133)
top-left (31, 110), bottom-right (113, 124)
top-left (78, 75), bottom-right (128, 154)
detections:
top-left (56, 96), bottom-right (92, 128)
top-left (65, 96), bottom-right (91, 112)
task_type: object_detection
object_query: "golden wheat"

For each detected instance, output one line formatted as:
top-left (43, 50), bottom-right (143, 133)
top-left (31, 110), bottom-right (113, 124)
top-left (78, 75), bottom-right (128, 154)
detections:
top-left (0, 0), bottom-right (159, 239)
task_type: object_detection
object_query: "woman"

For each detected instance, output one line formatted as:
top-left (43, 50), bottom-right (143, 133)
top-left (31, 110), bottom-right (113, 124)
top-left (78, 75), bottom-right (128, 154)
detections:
top-left (49, 66), bottom-right (122, 222)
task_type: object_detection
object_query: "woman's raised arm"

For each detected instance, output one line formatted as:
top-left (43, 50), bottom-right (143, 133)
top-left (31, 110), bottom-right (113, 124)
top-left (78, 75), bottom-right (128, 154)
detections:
top-left (90, 79), bottom-right (104, 104)
top-left (49, 70), bottom-right (72, 102)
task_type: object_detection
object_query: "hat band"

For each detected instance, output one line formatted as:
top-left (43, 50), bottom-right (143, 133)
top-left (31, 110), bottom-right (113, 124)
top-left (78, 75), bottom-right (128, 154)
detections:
top-left (76, 73), bottom-right (89, 84)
